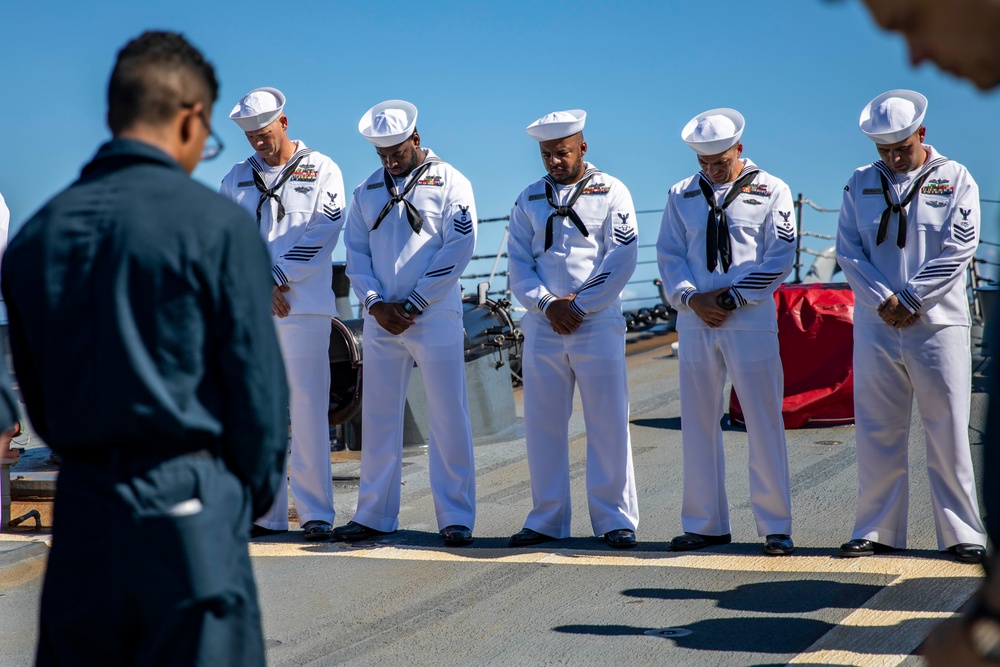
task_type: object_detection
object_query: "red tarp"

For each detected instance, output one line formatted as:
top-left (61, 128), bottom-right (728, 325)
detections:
top-left (729, 283), bottom-right (855, 429)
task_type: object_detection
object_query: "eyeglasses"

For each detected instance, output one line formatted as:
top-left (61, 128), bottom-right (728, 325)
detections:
top-left (180, 102), bottom-right (224, 161)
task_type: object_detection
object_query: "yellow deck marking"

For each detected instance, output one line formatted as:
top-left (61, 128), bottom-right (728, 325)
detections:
top-left (250, 542), bottom-right (982, 578)
top-left (790, 651), bottom-right (911, 666)
top-left (836, 610), bottom-right (954, 626)
top-left (787, 559), bottom-right (976, 666)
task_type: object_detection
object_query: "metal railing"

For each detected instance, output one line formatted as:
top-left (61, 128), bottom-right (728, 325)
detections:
top-left (459, 208), bottom-right (672, 330)
top-left (461, 195), bottom-right (1000, 327)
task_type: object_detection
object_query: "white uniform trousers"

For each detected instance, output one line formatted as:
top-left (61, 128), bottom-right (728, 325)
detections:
top-left (678, 328), bottom-right (792, 536)
top-left (520, 314), bottom-right (639, 538)
top-left (851, 320), bottom-right (986, 549)
top-left (354, 310), bottom-right (476, 532)
top-left (255, 314), bottom-right (335, 530)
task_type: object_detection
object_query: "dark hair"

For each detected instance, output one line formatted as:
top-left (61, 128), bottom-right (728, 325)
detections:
top-left (107, 31), bottom-right (219, 135)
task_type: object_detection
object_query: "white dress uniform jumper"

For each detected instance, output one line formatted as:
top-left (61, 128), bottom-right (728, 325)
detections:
top-left (221, 140), bottom-right (346, 531)
top-left (836, 145), bottom-right (987, 550)
top-left (508, 163), bottom-right (640, 538)
top-left (657, 158), bottom-right (796, 537)
top-left (344, 149), bottom-right (477, 533)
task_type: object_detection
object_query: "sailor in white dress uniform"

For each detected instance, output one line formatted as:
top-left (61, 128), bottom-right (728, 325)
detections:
top-left (836, 89), bottom-right (987, 563)
top-left (506, 110), bottom-right (640, 549)
top-left (657, 108), bottom-right (796, 555)
top-left (337, 100), bottom-right (478, 547)
top-left (221, 87), bottom-right (344, 541)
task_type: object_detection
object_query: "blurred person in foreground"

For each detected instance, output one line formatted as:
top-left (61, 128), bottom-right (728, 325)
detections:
top-left (861, 0), bottom-right (1000, 90)
top-left (0, 194), bottom-right (16, 467)
top-left (1, 31), bottom-right (288, 665)
top-left (859, 1), bottom-right (1000, 662)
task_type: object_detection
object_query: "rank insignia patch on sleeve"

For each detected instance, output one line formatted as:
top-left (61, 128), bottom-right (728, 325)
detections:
top-left (613, 213), bottom-right (636, 245)
top-left (323, 192), bottom-right (341, 222)
top-left (954, 207), bottom-right (976, 244)
top-left (453, 205), bottom-right (473, 235)
top-left (776, 210), bottom-right (795, 243)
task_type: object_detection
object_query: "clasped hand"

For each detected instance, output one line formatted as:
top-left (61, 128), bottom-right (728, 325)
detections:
top-left (370, 301), bottom-right (416, 335)
top-left (878, 295), bottom-right (920, 329)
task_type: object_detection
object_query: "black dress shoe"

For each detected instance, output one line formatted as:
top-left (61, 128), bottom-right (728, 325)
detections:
top-left (670, 532), bottom-right (732, 552)
top-left (441, 525), bottom-right (473, 547)
top-left (332, 521), bottom-right (393, 542)
top-left (603, 529), bottom-right (637, 549)
top-left (301, 520), bottom-right (333, 542)
top-left (838, 538), bottom-right (896, 558)
top-left (250, 524), bottom-right (288, 539)
top-left (508, 528), bottom-right (556, 547)
top-left (764, 534), bottom-right (794, 555)
top-left (949, 543), bottom-right (986, 564)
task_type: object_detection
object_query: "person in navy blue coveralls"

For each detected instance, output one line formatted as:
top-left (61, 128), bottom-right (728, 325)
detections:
top-left (2, 31), bottom-right (288, 667)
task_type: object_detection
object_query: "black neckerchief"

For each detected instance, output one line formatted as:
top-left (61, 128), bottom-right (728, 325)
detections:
top-left (372, 155), bottom-right (442, 234)
top-left (542, 168), bottom-right (598, 251)
top-left (697, 166), bottom-right (760, 273)
top-left (874, 156), bottom-right (948, 248)
top-left (249, 149), bottom-right (312, 226)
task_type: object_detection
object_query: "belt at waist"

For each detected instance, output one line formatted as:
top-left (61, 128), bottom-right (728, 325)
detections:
top-left (58, 443), bottom-right (219, 465)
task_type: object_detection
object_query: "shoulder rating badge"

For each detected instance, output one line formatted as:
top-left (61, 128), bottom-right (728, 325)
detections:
top-left (613, 212), bottom-right (636, 245)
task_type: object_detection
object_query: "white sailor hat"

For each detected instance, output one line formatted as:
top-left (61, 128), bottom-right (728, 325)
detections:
top-left (525, 109), bottom-right (587, 142)
top-left (681, 108), bottom-right (745, 156)
top-left (229, 87), bottom-right (286, 132)
top-left (859, 89), bottom-right (927, 144)
top-left (359, 100), bottom-right (418, 148)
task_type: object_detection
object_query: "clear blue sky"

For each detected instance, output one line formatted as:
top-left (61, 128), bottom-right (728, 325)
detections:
top-left (4, 1), bottom-right (999, 304)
